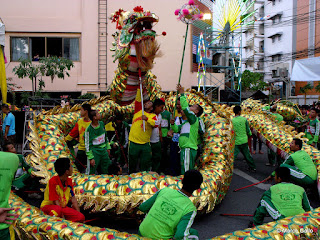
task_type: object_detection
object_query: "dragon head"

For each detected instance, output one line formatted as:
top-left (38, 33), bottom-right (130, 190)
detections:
top-left (110, 6), bottom-right (160, 71)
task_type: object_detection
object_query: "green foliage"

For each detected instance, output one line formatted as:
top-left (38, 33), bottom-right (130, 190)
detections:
top-left (78, 93), bottom-right (97, 100)
top-left (299, 83), bottom-right (313, 94)
top-left (299, 83), bottom-right (314, 104)
top-left (241, 70), bottom-right (267, 91)
top-left (20, 91), bottom-right (32, 106)
top-left (315, 83), bottom-right (320, 93)
top-left (12, 57), bottom-right (74, 94)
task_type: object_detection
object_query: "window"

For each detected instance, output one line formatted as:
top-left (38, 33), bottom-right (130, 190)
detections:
top-left (272, 37), bottom-right (276, 43)
top-left (272, 0), bottom-right (276, 6)
top-left (272, 17), bottom-right (276, 24)
top-left (272, 70), bottom-right (277, 77)
top-left (278, 15), bottom-right (282, 23)
top-left (11, 36), bottom-right (80, 61)
top-left (278, 54), bottom-right (282, 61)
top-left (278, 35), bottom-right (282, 41)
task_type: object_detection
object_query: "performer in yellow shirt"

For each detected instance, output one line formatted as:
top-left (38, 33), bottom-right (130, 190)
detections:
top-left (128, 88), bottom-right (157, 173)
top-left (65, 104), bottom-right (92, 172)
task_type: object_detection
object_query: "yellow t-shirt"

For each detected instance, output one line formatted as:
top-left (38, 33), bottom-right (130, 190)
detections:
top-left (129, 110), bottom-right (157, 144)
top-left (128, 88), bottom-right (157, 144)
top-left (65, 118), bottom-right (91, 151)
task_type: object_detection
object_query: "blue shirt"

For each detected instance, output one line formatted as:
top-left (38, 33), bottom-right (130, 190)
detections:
top-left (2, 112), bottom-right (16, 136)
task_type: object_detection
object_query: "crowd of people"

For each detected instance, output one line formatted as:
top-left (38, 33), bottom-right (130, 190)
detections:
top-left (64, 84), bottom-right (204, 177)
top-left (232, 104), bottom-right (318, 230)
top-left (1, 92), bottom-right (320, 239)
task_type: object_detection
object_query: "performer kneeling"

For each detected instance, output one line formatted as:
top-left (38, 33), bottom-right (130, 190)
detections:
top-left (41, 158), bottom-right (85, 222)
top-left (139, 170), bottom-right (203, 240)
top-left (252, 167), bottom-right (311, 226)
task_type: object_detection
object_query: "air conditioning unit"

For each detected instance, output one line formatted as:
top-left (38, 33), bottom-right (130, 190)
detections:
top-left (279, 68), bottom-right (288, 78)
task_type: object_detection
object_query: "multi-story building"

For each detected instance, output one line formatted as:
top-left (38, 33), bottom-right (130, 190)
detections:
top-left (264, 0), bottom-right (294, 98)
top-left (242, 0), bottom-right (265, 75)
top-left (1, 0), bottom-right (223, 101)
top-left (242, 0), bottom-right (295, 99)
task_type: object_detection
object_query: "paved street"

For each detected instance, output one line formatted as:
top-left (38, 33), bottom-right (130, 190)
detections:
top-left (21, 144), bottom-right (320, 239)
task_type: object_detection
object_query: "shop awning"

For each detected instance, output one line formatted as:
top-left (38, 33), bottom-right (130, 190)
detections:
top-left (291, 56), bottom-right (320, 81)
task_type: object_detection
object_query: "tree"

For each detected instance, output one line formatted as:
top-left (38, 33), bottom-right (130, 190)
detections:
top-left (299, 83), bottom-right (313, 104)
top-left (13, 56), bottom-right (74, 96)
top-left (78, 93), bottom-right (97, 100)
top-left (241, 70), bottom-right (267, 91)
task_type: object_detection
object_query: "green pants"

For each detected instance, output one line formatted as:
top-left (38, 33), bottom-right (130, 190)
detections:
top-left (253, 192), bottom-right (285, 226)
top-left (0, 228), bottom-right (10, 240)
top-left (180, 148), bottom-right (197, 175)
top-left (151, 142), bottom-right (162, 173)
top-left (86, 147), bottom-right (111, 175)
top-left (13, 172), bottom-right (30, 189)
top-left (234, 143), bottom-right (256, 170)
top-left (281, 163), bottom-right (315, 186)
top-left (128, 141), bottom-right (152, 173)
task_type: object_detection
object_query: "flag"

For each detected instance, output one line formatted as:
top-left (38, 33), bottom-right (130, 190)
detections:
top-left (0, 46), bottom-right (7, 103)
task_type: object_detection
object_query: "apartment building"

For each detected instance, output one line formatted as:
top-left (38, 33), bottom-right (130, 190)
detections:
top-left (242, 0), bottom-right (265, 75)
top-left (242, 0), bottom-right (295, 99)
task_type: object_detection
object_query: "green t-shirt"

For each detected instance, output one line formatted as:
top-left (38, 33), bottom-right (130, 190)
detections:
top-left (232, 116), bottom-right (252, 145)
top-left (139, 187), bottom-right (197, 240)
top-left (305, 118), bottom-right (320, 144)
top-left (270, 183), bottom-right (309, 217)
top-left (273, 113), bottom-right (284, 123)
top-left (161, 110), bottom-right (172, 138)
top-left (171, 94), bottom-right (199, 150)
top-left (85, 121), bottom-right (111, 160)
top-left (0, 152), bottom-right (19, 230)
top-left (284, 150), bottom-right (317, 180)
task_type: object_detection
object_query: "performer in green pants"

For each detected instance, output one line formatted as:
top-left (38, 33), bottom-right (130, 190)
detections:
top-left (232, 106), bottom-right (256, 171)
top-left (253, 167), bottom-right (311, 226)
top-left (171, 85), bottom-right (203, 174)
top-left (139, 170), bottom-right (203, 240)
top-left (271, 138), bottom-right (317, 186)
top-left (85, 110), bottom-right (111, 174)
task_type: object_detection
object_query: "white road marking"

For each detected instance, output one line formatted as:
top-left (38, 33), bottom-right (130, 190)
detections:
top-left (233, 168), bottom-right (271, 191)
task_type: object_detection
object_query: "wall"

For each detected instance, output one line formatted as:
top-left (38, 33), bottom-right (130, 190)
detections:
top-left (1, 0), bottom-right (99, 95)
top-left (264, 0), bottom-right (293, 81)
top-left (295, 0), bottom-right (320, 96)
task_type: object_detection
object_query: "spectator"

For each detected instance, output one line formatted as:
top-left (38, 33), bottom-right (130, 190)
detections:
top-left (40, 158), bottom-right (85, 222)
top-left (1, 104), bottom-right (16, 145)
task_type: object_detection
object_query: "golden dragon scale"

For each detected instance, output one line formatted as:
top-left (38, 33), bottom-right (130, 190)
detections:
top-left (9, 90), bottom-right (235, 239)
top-left (8, 97), bottom-right (320, 239)
top-left (211, 98), bottom-right (320, 239)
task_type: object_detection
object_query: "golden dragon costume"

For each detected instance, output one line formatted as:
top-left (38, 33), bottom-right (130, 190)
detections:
top-left (8, 6), bottom-right (320, 240)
